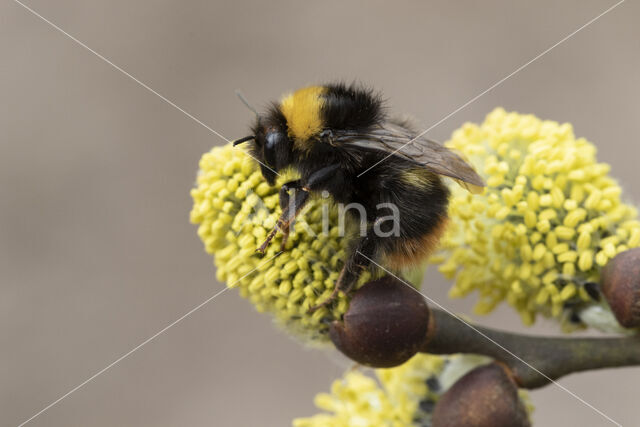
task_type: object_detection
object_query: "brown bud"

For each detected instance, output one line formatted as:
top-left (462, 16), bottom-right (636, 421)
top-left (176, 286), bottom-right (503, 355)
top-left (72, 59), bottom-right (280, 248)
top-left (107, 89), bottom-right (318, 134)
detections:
top-left (432, 363), bottom-right (530, 427)
top-left (329, 275), bottom-right (430, 368)
top-left (601, 247), bottom-right (640, 328)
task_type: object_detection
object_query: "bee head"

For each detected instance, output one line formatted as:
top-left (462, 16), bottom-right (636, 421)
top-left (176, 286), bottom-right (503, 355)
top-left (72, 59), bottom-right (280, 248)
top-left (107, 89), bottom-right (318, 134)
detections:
top-left (234, 111), bottom-right (293, 185)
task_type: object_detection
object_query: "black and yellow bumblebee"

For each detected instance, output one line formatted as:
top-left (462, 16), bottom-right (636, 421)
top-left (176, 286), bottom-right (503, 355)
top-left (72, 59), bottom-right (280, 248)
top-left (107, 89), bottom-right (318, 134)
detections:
top-left (234, 83), bottom-right (484, 310)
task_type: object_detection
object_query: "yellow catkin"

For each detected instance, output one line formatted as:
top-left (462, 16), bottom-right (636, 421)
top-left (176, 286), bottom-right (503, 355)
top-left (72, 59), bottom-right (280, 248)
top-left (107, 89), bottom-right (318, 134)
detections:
top-left (433, 108), bottom-right (640, 328)
top-left (191, 144), bottom-right (376, 343)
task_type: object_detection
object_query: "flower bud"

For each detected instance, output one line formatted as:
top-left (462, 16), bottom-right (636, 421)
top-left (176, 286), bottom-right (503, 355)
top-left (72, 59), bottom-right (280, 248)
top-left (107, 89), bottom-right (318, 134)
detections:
top-left (432, 363), bottom-right (530, 427)
top-left (329, 275), bottom-right (430, 368)
top-left (601, 247), bottom-right (640, 328)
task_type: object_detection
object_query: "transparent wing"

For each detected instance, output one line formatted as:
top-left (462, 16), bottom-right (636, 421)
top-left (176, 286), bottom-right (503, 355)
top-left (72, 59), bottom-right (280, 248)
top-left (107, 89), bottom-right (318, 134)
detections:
top-left (335, 121), bottom-right (485, 193)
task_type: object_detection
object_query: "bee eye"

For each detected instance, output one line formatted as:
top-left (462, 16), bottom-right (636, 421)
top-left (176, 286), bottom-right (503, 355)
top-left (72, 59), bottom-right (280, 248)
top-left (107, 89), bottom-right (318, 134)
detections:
top-left (264, 131), bottom-right (285, 167)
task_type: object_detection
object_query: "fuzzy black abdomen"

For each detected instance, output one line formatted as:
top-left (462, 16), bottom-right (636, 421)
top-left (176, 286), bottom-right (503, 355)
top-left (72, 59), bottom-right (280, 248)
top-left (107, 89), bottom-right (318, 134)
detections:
top-left (359, 159), bottom-right (451, 268)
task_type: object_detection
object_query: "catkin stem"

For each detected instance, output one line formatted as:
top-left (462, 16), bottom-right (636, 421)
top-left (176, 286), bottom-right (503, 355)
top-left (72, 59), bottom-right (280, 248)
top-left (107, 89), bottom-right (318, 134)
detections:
top-left (422, 309), bottom-right (640, 389)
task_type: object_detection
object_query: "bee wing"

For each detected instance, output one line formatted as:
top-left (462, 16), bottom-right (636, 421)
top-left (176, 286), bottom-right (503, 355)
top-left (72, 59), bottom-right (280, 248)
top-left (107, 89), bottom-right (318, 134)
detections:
top-left (336, 121), bottom-right (486, 194)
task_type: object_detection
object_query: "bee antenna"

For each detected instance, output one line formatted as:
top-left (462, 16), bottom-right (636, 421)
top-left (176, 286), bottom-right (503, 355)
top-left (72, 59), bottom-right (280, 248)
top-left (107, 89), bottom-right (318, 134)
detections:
top-left (233, 135), bottom-right (255, 146)
top-left (235, 89), bottom-right (260, 118)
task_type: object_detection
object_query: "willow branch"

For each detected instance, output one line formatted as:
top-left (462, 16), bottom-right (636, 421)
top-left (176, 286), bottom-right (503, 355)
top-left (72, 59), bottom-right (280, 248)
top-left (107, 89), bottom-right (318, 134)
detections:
top-left (422, 308), bottom-right (640, 389)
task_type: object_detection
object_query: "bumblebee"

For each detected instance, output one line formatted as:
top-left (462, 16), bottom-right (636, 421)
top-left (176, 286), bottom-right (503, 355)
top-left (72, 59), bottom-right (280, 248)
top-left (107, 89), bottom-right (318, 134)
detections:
top-left (234, 83), bottom-right (484, 310)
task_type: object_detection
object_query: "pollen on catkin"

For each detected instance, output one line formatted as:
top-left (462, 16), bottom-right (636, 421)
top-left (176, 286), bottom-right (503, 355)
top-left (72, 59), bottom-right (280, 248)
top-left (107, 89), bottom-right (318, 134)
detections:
top-left (431, 108), bottom-right (640, 328)
top-left (190, 144), bottom-right (372, 343)
top-left (293, 354), bottom-right (532, 427)
top-left (293, 354), bottom-right (445, 427)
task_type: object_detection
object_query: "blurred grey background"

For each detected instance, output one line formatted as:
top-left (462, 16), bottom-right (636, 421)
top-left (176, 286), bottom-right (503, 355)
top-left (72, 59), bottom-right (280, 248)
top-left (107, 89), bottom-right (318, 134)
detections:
top-left (1, 1), bottom-right (638, 426)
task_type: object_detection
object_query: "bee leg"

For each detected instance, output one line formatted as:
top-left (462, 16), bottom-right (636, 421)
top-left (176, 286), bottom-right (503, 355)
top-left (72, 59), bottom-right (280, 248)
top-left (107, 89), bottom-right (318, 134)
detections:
top-left (258, 165), bottom-right (340, 254)
top-left (307, 267), bottom-right (347, 313)
top-left (279, 180), bottom-right (308, 251)
top-left (278, 180), bottom-right (304, 210)
top-left (279, 228), bottom-right (290, 252)
top-left (281, 163), bottom-right (339, 250)
top-left (304, 164), bottom-right (341, 190)
top-left (257, 182), bottom-right (309, 254)
top-left (308, 233), bottom-right (379, 312)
